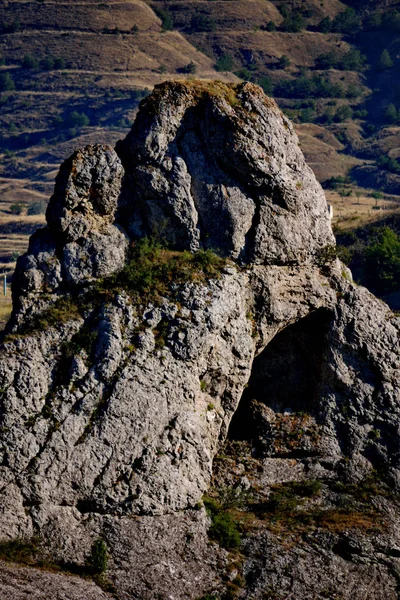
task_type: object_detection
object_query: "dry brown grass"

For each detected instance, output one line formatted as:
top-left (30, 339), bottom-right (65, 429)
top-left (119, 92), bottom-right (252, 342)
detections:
top-left (328, 190), bottom-right (400, 230)
top-left (0, 294), bottom-right (12, 332)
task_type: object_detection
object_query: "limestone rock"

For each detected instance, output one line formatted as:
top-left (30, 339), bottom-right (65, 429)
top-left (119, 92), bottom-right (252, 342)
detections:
top-left (117, 81), bottom-right (335, 263)
top-left (0, 81), bottom-right (399, 599)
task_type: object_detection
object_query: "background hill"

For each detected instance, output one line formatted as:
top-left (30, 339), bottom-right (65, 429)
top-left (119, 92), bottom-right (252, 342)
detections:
top-left (2, 0), bottom-right (400, 318)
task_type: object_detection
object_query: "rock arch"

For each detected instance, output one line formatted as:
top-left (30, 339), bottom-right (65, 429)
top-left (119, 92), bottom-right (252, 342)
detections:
top-left (228, 308), bottom-right (333, 458)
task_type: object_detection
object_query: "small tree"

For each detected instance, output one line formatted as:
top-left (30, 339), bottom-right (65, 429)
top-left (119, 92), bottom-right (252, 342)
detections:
top-left (258, 76), bottom-right (273, 95)
top-left (215, 54), bottom-right (233, 72)
top-left (0, 72), bottom-right (15, 91)
top-left (53, 57), bottom-right (66, 69)
top-left (22, 54), bottom-right (39, 69)
top-left (281, 10), bottom-right (305, 33)
top-left (67, 111), bottom-right (90, 128)
top-left (190, 14), bottom-right (216, 33)
top-left (277, 55), bottom-right (290, 70)
top-left (87, 539), bottom-right (108, 575)
top-left (265, 21), bottom-right (276, 31)
top-left (319, 16), bottom-right (332, 33)
top-left (27, 201), bottom-right (47, 215)
top-left (378, 49), bottom-right (393, 70)
top-left (335, 105), bottom-right (353, 122)
top-left (385, 103), bottom-right (398, 124)
top-left (10, 203), bottom-right (24, 215)
top-left (42, 56), bottom-right (55, 71)
top-left (180, 61), bottom-right (196, 74)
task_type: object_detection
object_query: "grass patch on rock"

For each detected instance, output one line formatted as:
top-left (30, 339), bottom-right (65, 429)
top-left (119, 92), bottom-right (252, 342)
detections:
top-left (105, 237), bottom-right (227, 302)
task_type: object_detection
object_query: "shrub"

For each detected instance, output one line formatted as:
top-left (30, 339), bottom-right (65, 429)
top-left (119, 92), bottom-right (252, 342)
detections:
top-left (42, 56), bottom-right (55, 70)
top-left (66, 111), bottom-right (90, 128)
top-left (10, 202), bottom-right (24, 215)
top-left (365, 227), bottom-right (400, 294)
top-left (0, 538), bottom-right (39, 564)
top-left (299, 107), bottom-right (315, 123)
top-left (275, 74), bottom-right (344, 99)
top-left (378, 49), bottom-right (393, 70)
top-left (257, 76), bottom-right (273, 95)
top-left (53, 57), bottom-right (66, 69)
top-left (154, 8), bottom-right (174, 31)
top-left (382, 10), bottom-right (400, 31)
top-left (104, 238), bottom-right (227, 303)
top-left (319, 16), bottom-right (332, 33)
top-left (265, 21), bottom-right (276, 31)
top-left (22, 54), bottom-right (39, 69)
top-left (87, 539), bottom-right (108, 575)
top-left (0, 72), bottom-right (15, 91)
top-left (277, 55), bottom-right (290, 70)
top-left (281, 10), bottom-right (305, 33)
top-left (27, 200), bottom-right (47, 215)
top-left (180, 61), bottom-right (196, 74)
top-left (332, 8), bottom-right (361, 34)
top-left (215, 54), bottom-right (233, 72)
top-left (385, 104), bottom-right (398, 123)
top-left (190, 14), bottom-right (216, 33)
top-left (341, 49), bottom-right (366, 71)
top-left (203, 498), bottom-right (241, 550)
top-left (236, 67), bottom-right (253, 81)
top-left (377, 154), bottom-right (400, 174)
top-left (334, 105), bottom-right (353, 122)
top-left (315, 51), bottom-right (338, 70)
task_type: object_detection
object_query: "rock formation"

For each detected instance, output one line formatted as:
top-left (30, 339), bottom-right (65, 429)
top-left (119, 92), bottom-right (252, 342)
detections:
top-left (0, 80), bottom-right (399, 600)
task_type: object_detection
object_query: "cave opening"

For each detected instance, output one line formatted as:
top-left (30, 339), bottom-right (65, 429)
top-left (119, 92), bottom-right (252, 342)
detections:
top-left (228, 308), bottom-right (333, 458)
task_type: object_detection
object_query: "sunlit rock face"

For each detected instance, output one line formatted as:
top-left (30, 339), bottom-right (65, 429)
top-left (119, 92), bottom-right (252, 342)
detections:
top-left (0, 81), bottom-right (399, 600)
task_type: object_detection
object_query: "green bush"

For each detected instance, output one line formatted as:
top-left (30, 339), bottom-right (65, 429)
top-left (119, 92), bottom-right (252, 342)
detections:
top-left (66, 111), bottom-right (90, 128)
top-left (277, 55), bottom-right (290, 70)
top-left (257, 76), bottom-right (273, 95)
top-left (204, 498), bottom-right (241, 550)
top-left (275, 73), bottom-right (344, 99)
top-left (378, 49), bottom-right (393, 70)
top-left (154, 8), bottom-right (174, 31)
top-left (190, 14), bottom-right (216, 33)
top-left (42, 56), bottom-right (55, 71)
top-left (22, 54), bottom-right (39, 69)
top-left (365, 227), bottom-right (400, 294)
top-left (334, 105), bottom-right (353, 122)
top-left (0, 72), bottom-right (15, 92)
top-left (215, 54), bottom-right (233, 72)
top-left (53, 57), bottom-right (66, 69)
top-left (0, 538), bottom-right (39, 564)
top-left (264, 21), bottom-right (276, 31)
top-left (27, 200), bottom-right (47, 215)
top-left (319, 16), bottom-right (332, 33)
top-left (103, 238), bottom-right (227, 303)
top-left (87, 539), bottom-right (108, 575)
top-left (332, 8), bottom-right (361, 34)
top-left (385, 104), bottom-right (398, 123)
top-left (10, 202), bottom-right (24, 215)
top-left (180, 61), bottom-right (196, 74)
top-left (281, 10), bottom-right (305, 33)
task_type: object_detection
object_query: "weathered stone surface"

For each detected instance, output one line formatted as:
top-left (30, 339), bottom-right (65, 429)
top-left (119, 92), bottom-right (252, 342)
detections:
top-left (46, 144), bottom-right (124, 236)
top-left (0, 80), bottom-right (399, 599)
top-left (117, 81), bottom-right (335, 263)
top-left (0, 561), bottom-right (114, 600)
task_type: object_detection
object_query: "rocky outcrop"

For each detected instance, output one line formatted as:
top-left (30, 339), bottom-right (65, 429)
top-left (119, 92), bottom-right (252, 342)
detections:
top-left (0, 81), bottom-right (399, 599)
top-left (116, 81), bottom-right (334, 263)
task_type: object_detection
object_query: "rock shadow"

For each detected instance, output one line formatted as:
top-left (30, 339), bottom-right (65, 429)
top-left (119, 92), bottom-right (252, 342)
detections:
top-left (228, 308), bottom-right (333, 458)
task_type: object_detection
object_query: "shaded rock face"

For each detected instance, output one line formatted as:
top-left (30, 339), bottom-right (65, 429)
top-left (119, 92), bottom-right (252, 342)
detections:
top-left (0, 81), bottom-right (399, 599)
